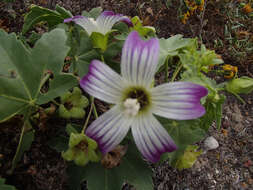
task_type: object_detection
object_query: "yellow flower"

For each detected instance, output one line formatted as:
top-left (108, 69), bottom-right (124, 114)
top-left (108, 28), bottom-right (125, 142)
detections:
top-left (222, 64), bottom-right (238, 79)
top-left (242, 3), bottom-right (253, 14)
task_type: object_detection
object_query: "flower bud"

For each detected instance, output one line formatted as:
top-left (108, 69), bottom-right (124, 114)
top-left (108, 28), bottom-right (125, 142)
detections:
top-left (62, 133), bottom-right (101, 166)
top-left (226, 76), bottom-right (253, 94)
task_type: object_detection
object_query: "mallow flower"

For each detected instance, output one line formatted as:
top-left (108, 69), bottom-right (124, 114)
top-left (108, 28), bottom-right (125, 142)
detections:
top-left (64, 11), bottom-right (132, 36)
top-left (80, 31), bottom-right (208, 163)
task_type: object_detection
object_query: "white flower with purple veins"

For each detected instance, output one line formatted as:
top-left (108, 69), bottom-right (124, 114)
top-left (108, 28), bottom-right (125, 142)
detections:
top-left (80, 31), bottom-right (208, 163)
top-left (64, 11), bottom-right (132, 35)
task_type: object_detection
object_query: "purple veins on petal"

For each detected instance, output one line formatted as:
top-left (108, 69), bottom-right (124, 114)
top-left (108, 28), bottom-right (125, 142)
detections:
top-left (121, 31), bottom-right (159, 87)
top-left (151, 82), bottom-right (208, 120)
top-left (80, 60), bottom-right (124, 104)
top-left (131, 114), bottom-right (177, 163)
top-left (85, 105), bottom-right (132, 154)
top-left (99, 11), bottom-right (133, 27)
top-left (64, 15), bottom-right (85, 23)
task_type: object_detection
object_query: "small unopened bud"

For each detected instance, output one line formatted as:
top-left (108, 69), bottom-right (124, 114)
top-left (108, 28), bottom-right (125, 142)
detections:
top-left (226, 76), bottom-right (253, 94)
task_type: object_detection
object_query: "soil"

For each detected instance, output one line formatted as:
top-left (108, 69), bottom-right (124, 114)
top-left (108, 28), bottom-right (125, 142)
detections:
top-left (0, 0), bottom-right (252, 190)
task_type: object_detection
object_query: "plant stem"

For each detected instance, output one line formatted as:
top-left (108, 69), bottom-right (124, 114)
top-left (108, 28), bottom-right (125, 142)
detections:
top-left (10, 108), bottom-right (32, 173)
top-left (165, 56), bottom-right (169, 82)
top-left (231, 92), bottom-right (246, 105)
top-left (92, 98), bottom-right (98, 119)
top-left (52, 99), bottom-right (60, 106)
top-left (101, 54), bottom-right (105, 63)
top-left (82, 97), bottom-right (94, 133)
top-left (171, 63), bottom-right (183, 82)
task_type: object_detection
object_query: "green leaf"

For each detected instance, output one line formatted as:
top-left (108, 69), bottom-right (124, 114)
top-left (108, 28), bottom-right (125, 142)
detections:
top-left (78, 50), bottom-right (99, 62)
top-left (55, 4), bottom-right (73, 19)
top-left (66, 123), bottom-right (79, 135)
top-left (0, 178), bottom-right (17, 190)
top-left (22, 5), bottom-right (64, 34)
top-left (178, 44), bottom-right (223, 75)
top-left (67, 142), bottom-right (153, 190)
top-left (68, 30), bottom-right (99, 77)
top-left (160, 119), bottom-right (206, 146)
top-left (112, 22), bottom-right (129, 34)
top-left (75, 59), bottom-right (90, 77)
top-left (48, 135), bottom-right (69, 152)
top-left (37, 74), bottom-right (78, 105)
top-left (0, 29), bottom-right (70, 122)
top-left (158, 35), bottom-right (196, 70)
top-left (174, 145), bottom-right (202, 170)
top-left (159, 118), bottom-right (206, 165)
top-left (103, 41), bottom-right (124, 61)
top-left (0, 178), bottom-right (5, 185)
top-left (89, 7), bottom-right (103, 19)
top-left (82, 7), bottom-right (103, 19)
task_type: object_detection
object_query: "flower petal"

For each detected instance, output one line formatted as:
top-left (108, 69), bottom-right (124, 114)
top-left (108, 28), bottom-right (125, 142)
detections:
top-left (85, 105), bottom-right (132, 154)
top-left (151, 82), bottom-right (208, 120)
top-left (131, 113), bottom-right (177, 163)
top-left (64, 15), bottom-right (98, 35)
top-left (96, 11), bottom-right (132, 35)
top-left (64, 15), bottom-right (84, 23)
top-left (80, 60), bottom-right (125, 104)
top-left (121, 31), bottom-right (159, 87)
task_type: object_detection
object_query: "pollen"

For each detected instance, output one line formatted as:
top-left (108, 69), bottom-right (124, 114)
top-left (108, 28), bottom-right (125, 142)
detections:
top-left (123, 98), bottom-right (140, 116)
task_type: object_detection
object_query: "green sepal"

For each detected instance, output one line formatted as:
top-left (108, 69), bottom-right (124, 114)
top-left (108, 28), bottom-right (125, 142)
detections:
top-left (69, 107), bottom-right (86, 119)
top-left (74, 151), bottom-right (89, 166)
top-left (90, 32), bottom-right (109, 52)
top-left (130, 16), bottom-right (156, 37)
top-left (69, 133), bottom-right (86, 148)
top-left (58, 104), bottom-right (72, 119)
top-left (61, 91), bottom-right (72, 102)
top-left (87, 149), bottom-right (101, 162)
top-left (62, 133), bottom-right (100, 167)
top-left (62, 148), bottom-right (75, 161)
top-left (59, 87), bottom-right (89, 119)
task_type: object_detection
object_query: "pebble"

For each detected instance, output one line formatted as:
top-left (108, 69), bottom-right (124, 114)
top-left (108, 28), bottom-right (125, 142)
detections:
top-left (204, 136), bottom-right (219, 151)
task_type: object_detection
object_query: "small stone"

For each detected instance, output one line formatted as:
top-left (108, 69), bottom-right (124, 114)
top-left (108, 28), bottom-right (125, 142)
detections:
top-left (204, 136), bottom-right (219, 151)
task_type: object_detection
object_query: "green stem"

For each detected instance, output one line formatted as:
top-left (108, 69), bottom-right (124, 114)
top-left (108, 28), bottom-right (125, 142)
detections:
top-left (92, 98), bottom-right (98, 119)
top-left (171, 63), bottom-right (183, 82)
top-left (231, 92), bottom-right (246, 105)
top-left (10, 108), bottom-right (31, 173)
top-left (101, 54), bottom-right (105, 63)
top-left (52, 99), bottom-right (60, 106)
top-left (82, 97), bottom-right (94, 133)
top-left (73, 56), bottom-right (78, 74)
top-left (165, 57), bottom-right (169, 82)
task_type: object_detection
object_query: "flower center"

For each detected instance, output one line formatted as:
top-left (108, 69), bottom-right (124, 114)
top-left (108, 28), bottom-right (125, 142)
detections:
top-left (123, 98), bottom-right (140, 116)
top-left (122, 86), bottom-right (151, 116)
